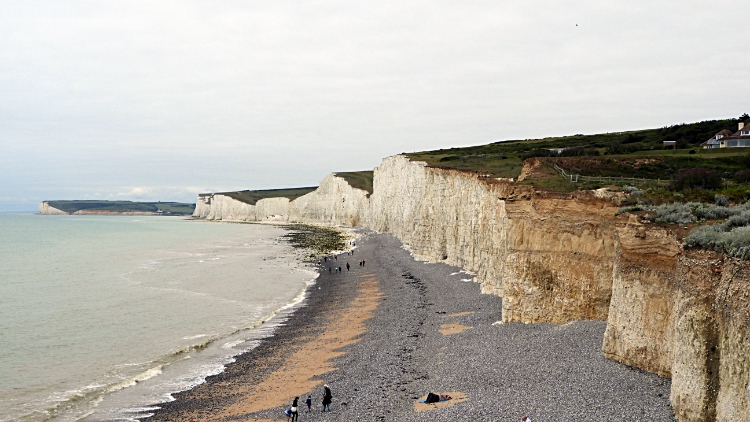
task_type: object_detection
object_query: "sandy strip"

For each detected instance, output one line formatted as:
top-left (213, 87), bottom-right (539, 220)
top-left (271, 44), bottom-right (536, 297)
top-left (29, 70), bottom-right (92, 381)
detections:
top-left (438, 323), bottom-right (472, 335)
top-left (172, 273), bottom-right (382, 422)
top-left (413, 392), bottom-right (469, 412)
top-left (219, 274), bottom-right (381, 420)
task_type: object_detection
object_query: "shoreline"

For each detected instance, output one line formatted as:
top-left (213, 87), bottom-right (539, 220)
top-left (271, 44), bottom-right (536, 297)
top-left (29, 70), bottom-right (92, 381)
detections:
top-left (146, 228), bottom-right (366, 421)
top-left (147, 229), bottom-right (677, 421)
top-left (76, 221), bottom-right (322, 422)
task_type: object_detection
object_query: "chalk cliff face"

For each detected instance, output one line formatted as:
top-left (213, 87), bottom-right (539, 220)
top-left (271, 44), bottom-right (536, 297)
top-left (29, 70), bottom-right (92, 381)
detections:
top-left (368, 156), bottom-right (517, 297)
top-left (290, 174), bottom-right (370, 226)
top-left (191, 153), bottom-right (750, 422)
top-left (193, 195), bottom-right (212, 218)
top-left (193, 174), bottom-right (370, 224)
top-left (368, 155), bottom-right (617, 322)
top-left (205, 194), bottom-right (256, 221)
top-left (604, 219), bottom-right (750, 422)
top-left (38, 202), bottom-right (68, 215)
top-left (256, 197), bottom-right (291, 221)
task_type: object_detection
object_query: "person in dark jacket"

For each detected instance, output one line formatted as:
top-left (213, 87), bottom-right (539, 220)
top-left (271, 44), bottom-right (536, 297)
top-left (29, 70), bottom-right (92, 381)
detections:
top-left (290, 396), bottom-right (299, 421)
top-left (322, 384), bottom-right (332, 412)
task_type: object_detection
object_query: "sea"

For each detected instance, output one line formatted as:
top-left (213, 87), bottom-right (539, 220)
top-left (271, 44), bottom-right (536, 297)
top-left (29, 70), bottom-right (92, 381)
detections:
top-left (0, 214), bottom-right (317, 422)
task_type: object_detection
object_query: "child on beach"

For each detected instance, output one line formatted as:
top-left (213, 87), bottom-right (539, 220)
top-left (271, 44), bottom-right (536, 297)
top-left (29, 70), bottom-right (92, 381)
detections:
top-left (306, 395), bottom-right (312, 412)
top-left (285, 408), bottom-right (292, 421)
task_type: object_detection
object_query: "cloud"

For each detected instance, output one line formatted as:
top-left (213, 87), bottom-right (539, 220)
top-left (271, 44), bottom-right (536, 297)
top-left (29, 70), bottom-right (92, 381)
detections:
top-left (1, 1), bottom-right (749, 211)
top-left (115, 187), bottom-right (152, 198)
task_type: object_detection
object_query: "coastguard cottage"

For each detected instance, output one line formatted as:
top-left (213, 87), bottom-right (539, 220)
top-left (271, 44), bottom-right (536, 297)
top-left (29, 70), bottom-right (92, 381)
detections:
top-left (702, 122), bottom-right (750, 148)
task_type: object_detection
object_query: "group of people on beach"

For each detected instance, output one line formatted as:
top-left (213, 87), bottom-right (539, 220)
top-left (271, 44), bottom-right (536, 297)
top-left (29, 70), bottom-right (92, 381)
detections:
top-left (319, 251), bottom-right (363, 274)
top-left (285, 385), bottom-right (332, 420)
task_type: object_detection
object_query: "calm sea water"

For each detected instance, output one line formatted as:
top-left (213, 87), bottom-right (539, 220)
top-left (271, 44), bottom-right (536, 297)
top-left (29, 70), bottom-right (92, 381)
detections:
top-left (0, 214), bottom-right (315, 422)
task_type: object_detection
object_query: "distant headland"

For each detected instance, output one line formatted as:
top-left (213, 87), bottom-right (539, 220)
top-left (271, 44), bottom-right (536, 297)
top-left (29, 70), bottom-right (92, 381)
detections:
top-left (38, 200), bottom-right (195, 216)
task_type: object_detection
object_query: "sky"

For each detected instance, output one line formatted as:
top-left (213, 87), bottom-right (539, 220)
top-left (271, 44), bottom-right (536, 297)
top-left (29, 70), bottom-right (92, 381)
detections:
top-left (1, 1), bottom-right (749, 211)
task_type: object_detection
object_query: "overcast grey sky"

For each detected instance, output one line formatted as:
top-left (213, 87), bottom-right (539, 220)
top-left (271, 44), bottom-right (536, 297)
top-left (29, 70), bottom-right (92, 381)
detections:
top-left (1, 1), bottom-right (749, 211)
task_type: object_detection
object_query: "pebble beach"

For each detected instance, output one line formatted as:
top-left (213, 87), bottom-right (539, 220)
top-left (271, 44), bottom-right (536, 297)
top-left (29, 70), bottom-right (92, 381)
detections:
top-left (147, 229), bottom-right (676, 422)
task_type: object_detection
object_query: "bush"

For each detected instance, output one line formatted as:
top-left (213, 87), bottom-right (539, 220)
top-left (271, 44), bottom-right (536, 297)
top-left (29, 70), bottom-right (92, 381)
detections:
top-left (606, 143), bottom-right (641, 155)
top-left (522, 149), bottom-right (550, 160)
top-left (616, 205), bottom-right (642, 215)
top-left (742, 153), bottom-right (750, 169)
top-left (650, 202), bottom-right (698, 224)
top-left (619, 200), bottom-right (750, 224)
top-left (734, 169), bottom-right (750, 183)
top-left (439, 156), bottom-right (459, 162)
top-left (672, 168), bottom-right (723, 191)
top-left (684, 210), bottom-right (750, 260)
top-left (715, 195), bottom-right (729, 206)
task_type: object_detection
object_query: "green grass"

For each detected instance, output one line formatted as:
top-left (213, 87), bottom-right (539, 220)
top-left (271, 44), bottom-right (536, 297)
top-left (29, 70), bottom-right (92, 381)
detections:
top-left (47, 200), bottom-right (195, 215)
top-left (218, 187), bottom-right (318, 205)
top-left (549, 155), bottom-right (747, 179)
top-left (406, 115), bottom-right (749, 180)
top-left (334, 171), bottom-right (374, 195)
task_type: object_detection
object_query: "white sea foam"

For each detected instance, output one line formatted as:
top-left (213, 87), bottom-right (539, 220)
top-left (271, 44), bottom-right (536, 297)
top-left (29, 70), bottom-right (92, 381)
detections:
top-left (183, 334), bottom-right (209, 340)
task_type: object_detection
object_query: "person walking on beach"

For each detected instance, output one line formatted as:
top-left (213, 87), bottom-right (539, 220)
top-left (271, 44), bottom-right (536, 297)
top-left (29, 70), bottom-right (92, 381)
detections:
top-left (522, 416), bottom-right (532, 422)
top-left (305, 395), bottom-right (312, 412)
top-left (346, 262), bottom-right (350, 271)
top-left (329, 267), bottom-right (331, 273)
top-left (322, 384), bottom-right (332, 412)
top-left (290, 397), bottom-right (299, 421)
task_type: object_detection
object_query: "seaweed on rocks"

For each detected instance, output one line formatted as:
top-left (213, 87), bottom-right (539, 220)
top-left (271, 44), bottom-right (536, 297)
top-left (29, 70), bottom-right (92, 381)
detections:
top-left (279, 224), bottom-right (348, 260)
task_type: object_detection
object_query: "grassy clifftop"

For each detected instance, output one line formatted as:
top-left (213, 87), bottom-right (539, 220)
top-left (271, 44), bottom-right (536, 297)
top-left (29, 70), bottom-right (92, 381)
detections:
top-left (334, 171), bottom-right (374, 195)
top-left (406, 115), bottom-right (749, 179)
top-left (406, 115), bottom-right (750, 202)
top-left (217, 187), bottom-right (318, 205)
top-left (215, 173), bottom-right (374, 205)
top-left (47, 200), bottom-right (195, 215)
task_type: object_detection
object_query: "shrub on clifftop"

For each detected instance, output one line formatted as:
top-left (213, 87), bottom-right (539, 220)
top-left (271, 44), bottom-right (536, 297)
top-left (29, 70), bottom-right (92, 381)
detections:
top-left (671, 168), bottom-right (723, 191)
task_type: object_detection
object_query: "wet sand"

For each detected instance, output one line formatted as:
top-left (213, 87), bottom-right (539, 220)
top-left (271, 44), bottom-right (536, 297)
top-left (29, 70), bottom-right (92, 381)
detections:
top-left (148, 229), bottom-right (676, 422)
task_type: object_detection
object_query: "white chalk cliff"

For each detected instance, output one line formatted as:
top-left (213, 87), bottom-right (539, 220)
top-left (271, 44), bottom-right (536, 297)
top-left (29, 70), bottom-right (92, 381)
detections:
top-left (38, 202), bottom-right (68, 215)
top-left (192, 154), bottom-right (750, 422)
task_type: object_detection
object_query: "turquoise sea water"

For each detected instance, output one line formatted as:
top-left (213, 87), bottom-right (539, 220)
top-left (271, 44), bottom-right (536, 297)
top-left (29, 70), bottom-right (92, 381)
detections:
top-left (0, 214), bottom-right (314, 422)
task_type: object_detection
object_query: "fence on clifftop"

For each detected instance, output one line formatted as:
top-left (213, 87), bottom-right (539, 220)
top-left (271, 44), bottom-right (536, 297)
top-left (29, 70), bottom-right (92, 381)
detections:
top-left (552, 163), bottom-right (671, 187)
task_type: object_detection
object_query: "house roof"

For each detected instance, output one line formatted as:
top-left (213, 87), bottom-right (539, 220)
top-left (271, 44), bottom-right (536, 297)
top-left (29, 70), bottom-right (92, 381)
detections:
top-left (708, 129), bottom-right (735, 142)
top-left (733, 122), bottom-right (750, 136)
top-left (706, 139), bottom-right (720, 145)
top-left (717, 129), bottom-right (734, 137)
